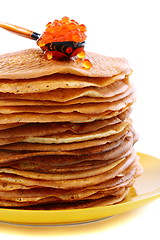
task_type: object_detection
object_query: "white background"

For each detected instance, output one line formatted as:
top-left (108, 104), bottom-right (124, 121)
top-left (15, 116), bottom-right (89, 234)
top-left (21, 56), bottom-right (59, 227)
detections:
top-left (0, 0), bottom-right (160, 239)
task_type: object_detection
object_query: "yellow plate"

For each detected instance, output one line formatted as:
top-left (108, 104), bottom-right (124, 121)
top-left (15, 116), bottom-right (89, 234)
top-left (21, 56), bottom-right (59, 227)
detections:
top-left (0, 152), bottom-right (159, 225)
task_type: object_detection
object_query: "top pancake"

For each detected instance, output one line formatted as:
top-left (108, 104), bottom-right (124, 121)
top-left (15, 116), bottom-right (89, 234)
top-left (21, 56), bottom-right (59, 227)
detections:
top-left (0, 49), bottom-right (131, 79)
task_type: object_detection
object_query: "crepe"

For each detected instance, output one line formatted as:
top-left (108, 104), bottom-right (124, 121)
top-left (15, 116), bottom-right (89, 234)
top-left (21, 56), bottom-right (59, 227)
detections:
top-left (0, 49), bottom-right (142, 209)
top-left (0, 49), bottom-right (131, 79)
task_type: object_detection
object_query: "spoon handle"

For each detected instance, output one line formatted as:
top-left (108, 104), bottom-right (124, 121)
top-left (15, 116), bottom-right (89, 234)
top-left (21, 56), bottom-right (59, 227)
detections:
top-left (0, 22), bottom-right (40, 40)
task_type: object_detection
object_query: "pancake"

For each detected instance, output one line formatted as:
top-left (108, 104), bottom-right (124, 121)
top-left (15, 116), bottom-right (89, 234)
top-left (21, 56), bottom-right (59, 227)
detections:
top-left (0, 158), bottom-right (140, 191)
top-left (0, 115), bottom-right (124, 138)
top-left (0, 49), bottom-right (142, 210)
top-left (0, 133), bottom-right (134, 168)
top-left (0, 128), bottom-right (129, 152)
top-left (0, 188), bottom-right (129, 208)
top-left (0, 93), bottom-right (135, 115)
top-left (0, 104), bottom-right (131, 124)
top-left (0, 152), bottom-right (136, 188)
top-left (0, 76), bottom-right (129, 95)
top-left (0, 159), bottom-right (141, 209)
top-left (0, 109), bottom-right (131, 140)
top-left (0, 127), bottom-right (133, 158)
top-left (0, 88), bottom-right (134, 107)
top-left (0, 81), bottom-right (132, 104)
top-left (0, 184), bottom-right (132, 203)
top-left (22, 121), bottom-right (130, 144)
top-left (0, 49), bottom-right (131, 79)
top-left (7, 137), bottom-right (135, 174)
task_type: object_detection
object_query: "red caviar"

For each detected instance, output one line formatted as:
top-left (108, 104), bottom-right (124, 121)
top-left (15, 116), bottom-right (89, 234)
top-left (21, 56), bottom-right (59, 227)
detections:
top-left (77, 50), bottom-right (86, 59)
top-left (82, 59), bottom-right (93, 69)
top-left (37, 16), bottom-right (87, 46)
top-left (36, 16), bottom-right (92, 68)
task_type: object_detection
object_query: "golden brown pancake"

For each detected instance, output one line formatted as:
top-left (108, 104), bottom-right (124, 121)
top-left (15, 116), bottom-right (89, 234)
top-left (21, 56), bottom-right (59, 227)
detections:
top-left (0, 94), bottom-right (135, 115)
top-left (0, 152), bottom-right (136, 187)
top-left (0, 49), bottom-right (142, 210)
top-left (0, 49), bottom-right (131, 79)
top-left (0, 76), bottom-right (129, 94)
top-left (0, 81), bottom-right (132, 103)
top-left (0, 188), bottom-right (129, 208)
top-left (0, 105), bottom-right (131, 124)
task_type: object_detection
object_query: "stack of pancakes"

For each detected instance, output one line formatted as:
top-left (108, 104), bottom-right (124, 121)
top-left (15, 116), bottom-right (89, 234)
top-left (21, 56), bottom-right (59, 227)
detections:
top-left (0, 49), bottom-right (143, 209)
